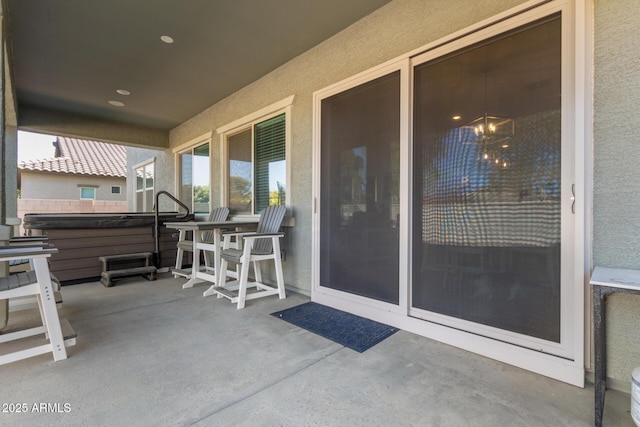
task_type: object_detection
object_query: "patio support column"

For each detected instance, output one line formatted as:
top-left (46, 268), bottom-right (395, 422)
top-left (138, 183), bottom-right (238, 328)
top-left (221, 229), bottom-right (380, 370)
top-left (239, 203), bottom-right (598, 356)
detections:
top-left (0, 3), bottom-right (19, 236)
top-left (0, 5), bottom-right (6, 227)
top-left (0, 4), bottom-right (11, 330)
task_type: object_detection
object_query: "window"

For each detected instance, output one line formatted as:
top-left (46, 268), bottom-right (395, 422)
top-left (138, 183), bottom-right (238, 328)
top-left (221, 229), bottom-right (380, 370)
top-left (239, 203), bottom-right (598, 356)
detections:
top-left (80, 187), bottom-right (95, 200)
top-left (135, 161), bottom-right (154, 212)
top-left (228, 130), bottom-right (253, 213)
top-left (179, 142), bottom-right (210, 214)
top-left (111, 186), bottom-right (121, 194)
top-left (219, 96), bottom-right (292, 215)
top-left (227, 114), bottom-right (285, 214)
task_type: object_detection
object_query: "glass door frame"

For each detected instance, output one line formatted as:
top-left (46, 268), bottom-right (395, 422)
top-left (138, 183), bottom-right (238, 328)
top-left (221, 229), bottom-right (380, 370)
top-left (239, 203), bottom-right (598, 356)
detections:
top-left (312, 0), bottom-right (588, 387)
top-left (312, 59), bottom-right (411, 317)
top-left (409, 9), bottom-right (574, 359)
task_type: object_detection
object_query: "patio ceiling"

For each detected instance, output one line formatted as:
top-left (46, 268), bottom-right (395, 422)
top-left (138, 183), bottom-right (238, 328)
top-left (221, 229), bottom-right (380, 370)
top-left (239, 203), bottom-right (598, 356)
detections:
top-left (5, 0), bottom-right (392, 130)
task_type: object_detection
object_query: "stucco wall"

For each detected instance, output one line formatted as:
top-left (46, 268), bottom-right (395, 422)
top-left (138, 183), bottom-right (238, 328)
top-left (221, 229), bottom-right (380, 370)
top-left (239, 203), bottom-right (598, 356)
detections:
top-left (593, 0), bottom-right (640, 389)
top-left (20, 172), bottom-right (126, 201)
top-left (169, 0), bottom-right (526, 295)
top-left (126, 146), bottom-right (175, 212)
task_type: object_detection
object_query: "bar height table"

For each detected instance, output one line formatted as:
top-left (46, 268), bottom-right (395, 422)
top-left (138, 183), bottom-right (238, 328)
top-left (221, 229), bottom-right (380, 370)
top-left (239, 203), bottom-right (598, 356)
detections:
top-left (164, 220), bottom-right (258, 295)
top-left (590, 266), bottom-right (640, 427)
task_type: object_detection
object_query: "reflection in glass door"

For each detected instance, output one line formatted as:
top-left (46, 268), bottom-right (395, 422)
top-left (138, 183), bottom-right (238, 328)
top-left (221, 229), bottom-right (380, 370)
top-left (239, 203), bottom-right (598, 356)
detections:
top-left (180, 142), bottom-right (210, 214)
top-left (320, 72), bottom-right (401, 304)
top-left (412, 15), bottom-right (562, 342)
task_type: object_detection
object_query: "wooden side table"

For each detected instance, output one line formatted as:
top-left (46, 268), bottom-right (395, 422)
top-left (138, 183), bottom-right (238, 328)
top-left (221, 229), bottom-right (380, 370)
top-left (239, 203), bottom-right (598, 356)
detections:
top-left (590, 266), bottom-right (640, 427)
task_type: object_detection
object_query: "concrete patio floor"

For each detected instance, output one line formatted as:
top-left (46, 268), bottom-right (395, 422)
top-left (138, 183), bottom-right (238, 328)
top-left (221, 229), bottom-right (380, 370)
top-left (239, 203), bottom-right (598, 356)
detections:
top-left (0, 273), bottom-right (634, 426)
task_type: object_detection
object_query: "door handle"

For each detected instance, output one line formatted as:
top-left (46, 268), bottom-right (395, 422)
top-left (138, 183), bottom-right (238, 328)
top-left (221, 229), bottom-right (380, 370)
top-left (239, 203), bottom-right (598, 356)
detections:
top-left (571, 184), bottom-right (575, 214)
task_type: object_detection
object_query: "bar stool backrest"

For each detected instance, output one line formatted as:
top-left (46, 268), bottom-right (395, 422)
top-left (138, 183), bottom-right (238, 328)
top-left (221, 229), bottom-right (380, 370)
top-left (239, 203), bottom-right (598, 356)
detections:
top-left (253, 205), bottom-right (286, 255)
top-left (202, 207), bottom-right (230, 241)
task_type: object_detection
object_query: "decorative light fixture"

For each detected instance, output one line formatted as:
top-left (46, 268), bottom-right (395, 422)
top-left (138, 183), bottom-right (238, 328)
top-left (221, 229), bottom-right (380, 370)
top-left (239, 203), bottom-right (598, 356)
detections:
top-left (462, 114), bottom-right (514, 168)
top-left (460, 114), bottom-right (515, 145)
top-left (458, 72), bottom-right (515, 167)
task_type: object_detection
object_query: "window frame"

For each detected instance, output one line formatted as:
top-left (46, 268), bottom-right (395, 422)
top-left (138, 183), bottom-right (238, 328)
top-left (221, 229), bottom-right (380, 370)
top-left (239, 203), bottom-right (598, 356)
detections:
top-left (174, 134), bottom-right (212, 215)
top-left (79, 186), bottom-right (96, 200)
top-left (111, 186), bottom-right (121, 195)
top-left (217, 96), bottom-right (294, 217)
top-left (409, 13), bottom-right (570, 355)
top-left (133, 158), bottom-right (155, 212)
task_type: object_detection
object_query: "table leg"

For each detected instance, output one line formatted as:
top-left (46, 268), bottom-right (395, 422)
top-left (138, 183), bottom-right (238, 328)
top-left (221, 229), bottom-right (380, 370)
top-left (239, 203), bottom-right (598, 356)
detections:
top-left (593, 286), bottom-right (606, 427)
top-left (203, 229), bottom-right (221, 297)
top-left (183, 229), bottom-right (204, 289)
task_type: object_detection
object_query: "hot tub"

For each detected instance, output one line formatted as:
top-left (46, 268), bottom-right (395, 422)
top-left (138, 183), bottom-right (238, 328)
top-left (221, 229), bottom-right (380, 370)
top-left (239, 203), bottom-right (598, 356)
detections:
top-left (23, 212), bottom-right (194, 284)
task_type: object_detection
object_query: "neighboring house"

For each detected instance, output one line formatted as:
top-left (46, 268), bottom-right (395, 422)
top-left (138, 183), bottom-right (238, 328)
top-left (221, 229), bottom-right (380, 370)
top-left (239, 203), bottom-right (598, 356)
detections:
top-left (18, 137), bottom-right (127, 233)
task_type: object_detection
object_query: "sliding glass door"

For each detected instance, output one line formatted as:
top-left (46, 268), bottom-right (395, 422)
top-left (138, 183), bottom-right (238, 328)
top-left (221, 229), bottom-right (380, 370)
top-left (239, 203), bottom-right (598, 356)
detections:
top-left (314, 3), bottom-right (583, 382)
top-left (412, 15), bottom-right (564, 343)
top-left (319, 71), bottom-right (401, 304)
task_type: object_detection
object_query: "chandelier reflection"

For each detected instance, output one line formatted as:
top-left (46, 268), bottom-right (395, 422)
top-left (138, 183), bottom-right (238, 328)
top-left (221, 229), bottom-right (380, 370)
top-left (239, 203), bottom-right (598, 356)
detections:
top-left (459, 113), bottom-right (515, 168)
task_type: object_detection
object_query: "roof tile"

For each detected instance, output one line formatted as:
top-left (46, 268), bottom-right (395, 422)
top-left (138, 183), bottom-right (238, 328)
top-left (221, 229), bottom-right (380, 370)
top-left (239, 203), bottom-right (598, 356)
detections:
top-left (18, 137), bottom-right (126, 178)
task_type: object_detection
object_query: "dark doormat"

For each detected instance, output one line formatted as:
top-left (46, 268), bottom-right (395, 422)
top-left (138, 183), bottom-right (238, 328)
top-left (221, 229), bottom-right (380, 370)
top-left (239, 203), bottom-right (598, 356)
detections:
top-left (271, 302), bottom-right (399, 352)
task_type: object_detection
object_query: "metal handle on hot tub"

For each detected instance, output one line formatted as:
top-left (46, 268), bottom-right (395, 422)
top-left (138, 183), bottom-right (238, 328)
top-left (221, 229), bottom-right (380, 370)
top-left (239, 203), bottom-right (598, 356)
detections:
top-left (153, 191), bottom-right (190, 220)
top-left (153, 191), bottom-right (190, 266)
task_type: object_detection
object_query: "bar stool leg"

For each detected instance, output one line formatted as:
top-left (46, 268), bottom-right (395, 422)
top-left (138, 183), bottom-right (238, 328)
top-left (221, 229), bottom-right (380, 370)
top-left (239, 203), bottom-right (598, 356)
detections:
top-left (33, 257), bottom-right (67, 361)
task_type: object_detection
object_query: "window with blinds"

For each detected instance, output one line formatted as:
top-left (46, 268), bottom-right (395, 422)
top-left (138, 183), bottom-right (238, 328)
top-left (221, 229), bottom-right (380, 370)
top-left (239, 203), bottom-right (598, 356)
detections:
top-left (255, 113), bottom-right (286, 213)
top-left (226, 113), bottom-right (286, 214)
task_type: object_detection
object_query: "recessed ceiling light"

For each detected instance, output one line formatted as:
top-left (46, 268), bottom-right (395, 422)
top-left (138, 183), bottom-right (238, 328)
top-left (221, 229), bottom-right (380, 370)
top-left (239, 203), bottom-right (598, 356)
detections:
top-left (108, 100), bottom-right (125, 107)
top-left (452, 115), bottom-right (462, 121)
top-left (160, 35), bottom-right (174, 44)
top-left (116, 89), bottom-right (130, 96)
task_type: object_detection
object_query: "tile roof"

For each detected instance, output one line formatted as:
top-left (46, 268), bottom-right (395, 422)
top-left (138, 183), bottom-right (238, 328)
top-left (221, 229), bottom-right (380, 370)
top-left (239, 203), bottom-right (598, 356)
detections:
top-left (18, 137), bottom-right (126, 178)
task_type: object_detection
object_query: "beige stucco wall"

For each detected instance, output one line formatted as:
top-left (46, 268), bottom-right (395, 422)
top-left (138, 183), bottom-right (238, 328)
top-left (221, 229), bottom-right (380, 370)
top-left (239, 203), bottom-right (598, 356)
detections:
top-left (593, 0), bottom-right (640, 389)
top-left (20, 172), bottom-right (126, 201)
top-left (126, 146), bottom-right (175, 212)
top-left (169, 0), bottom-right (527, 295)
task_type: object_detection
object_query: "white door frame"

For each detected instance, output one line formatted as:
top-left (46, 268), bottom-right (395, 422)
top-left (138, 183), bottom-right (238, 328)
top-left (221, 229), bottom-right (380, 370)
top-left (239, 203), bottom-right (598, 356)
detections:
top-left (311, 0), bottom-right (590, 387)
